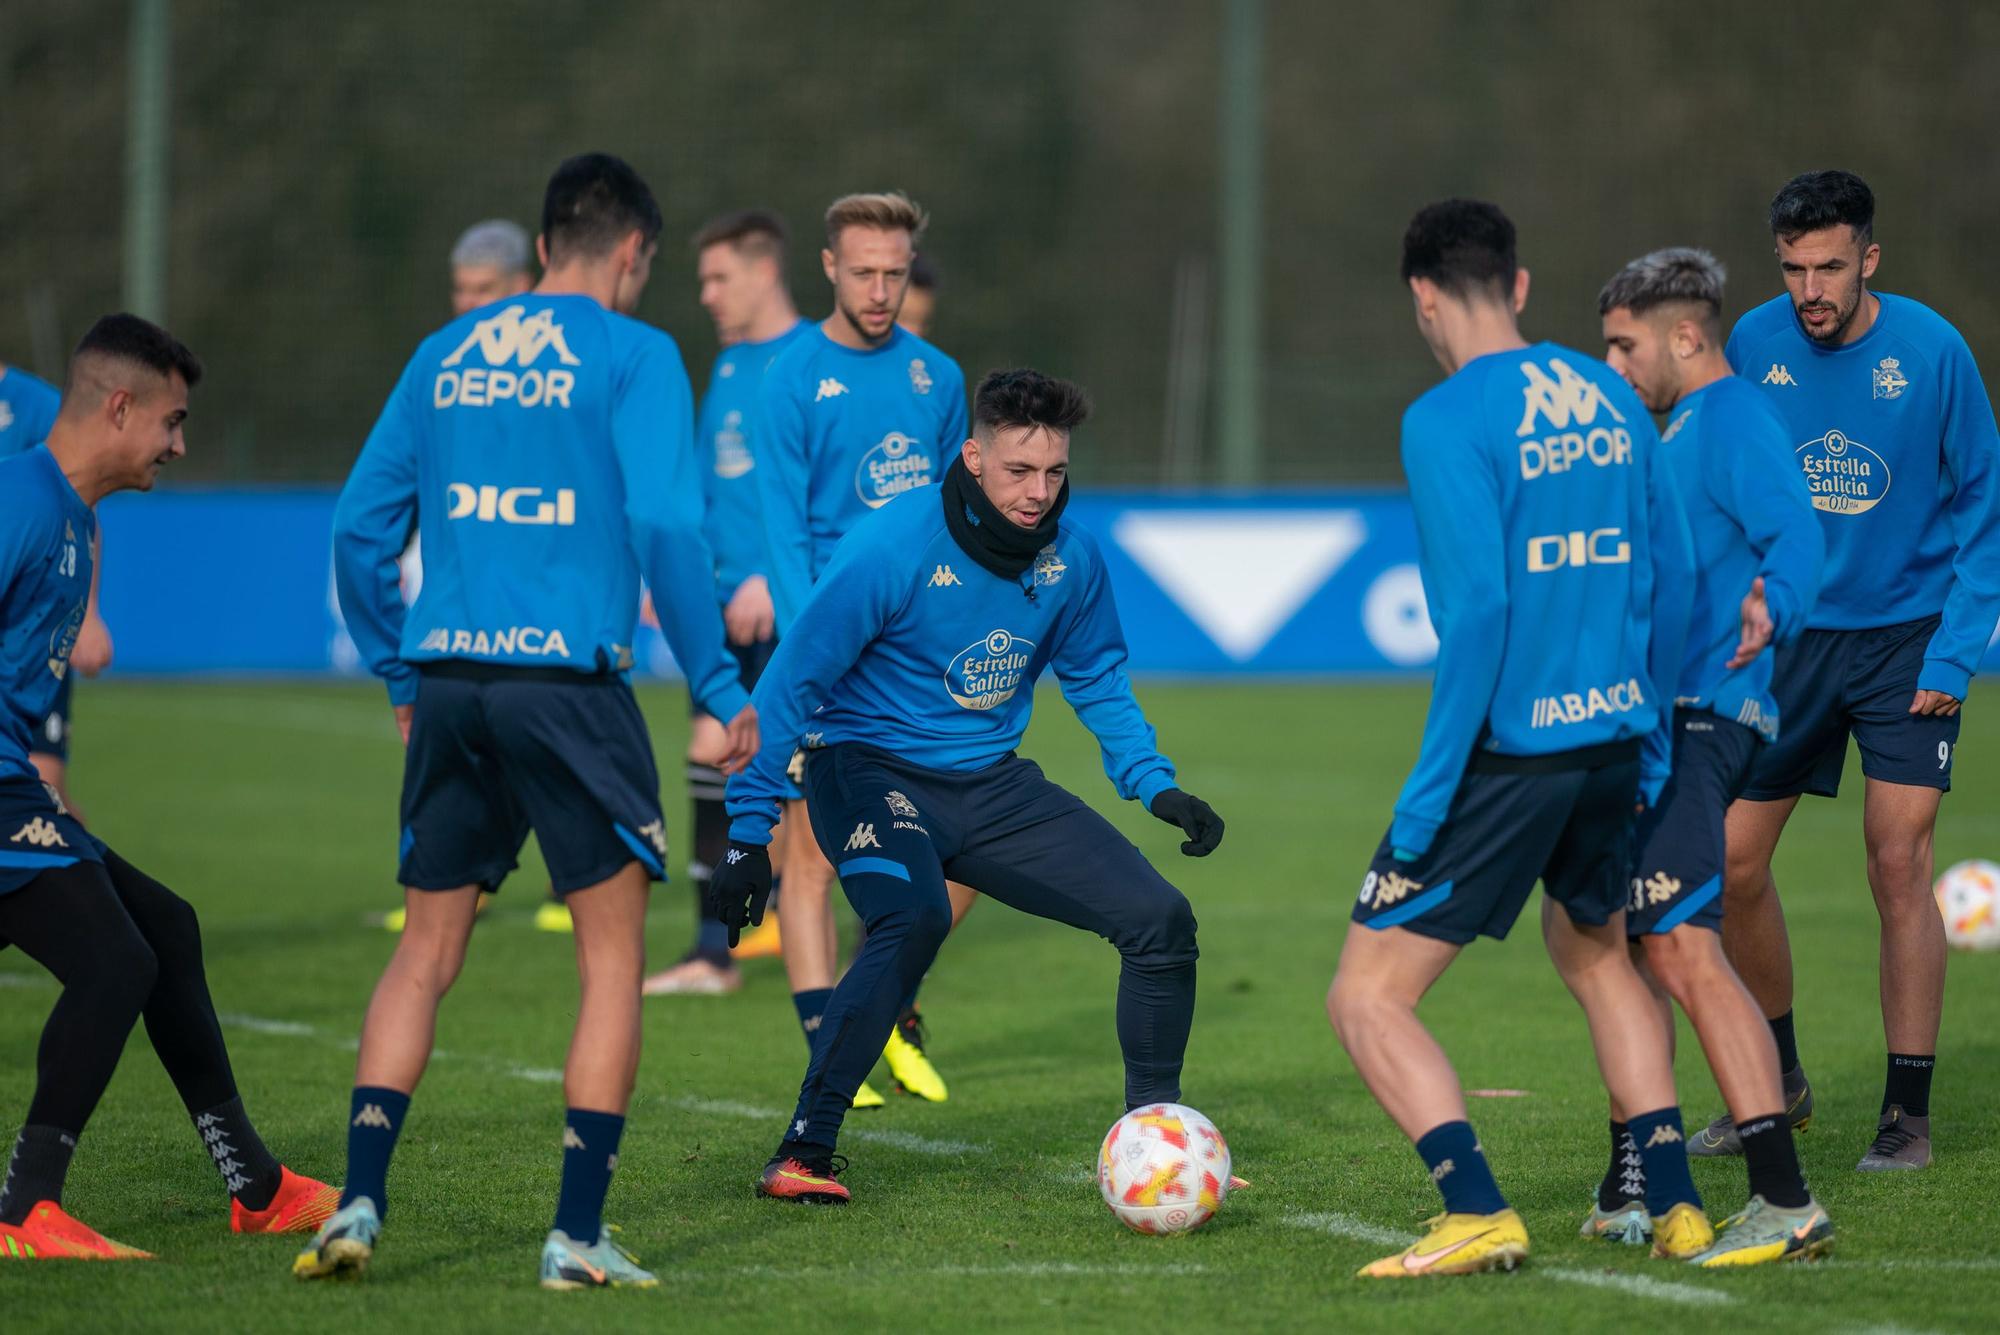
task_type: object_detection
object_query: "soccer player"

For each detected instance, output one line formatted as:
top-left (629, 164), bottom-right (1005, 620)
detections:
top-left (0, 316), bottom-right (337, 1261)
top-left (643, 209), bottom-right (810, 996)
top-left (449, 219), bottom-right (535, 316)
top-left (706, 367), bottom-right (1224, 1203)
top-left (756, 191), bottom-right (967, 1105)
top-left (897, 252), bottom-right (939, 339)
top-left (1591, 248), bottom-right (1834, 1265)
top-left (296, 153), bottom-right (757, 1289)
top-left (1, 360), bottom-right (108, 814)
top-left (1326, 201), bottom-right (1711, 1278)
top-left (1702, 170), bottom-right (2000, 1171)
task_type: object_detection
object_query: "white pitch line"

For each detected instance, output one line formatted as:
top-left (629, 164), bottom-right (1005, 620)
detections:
top-left (1282, 1211), bottom-right (1409, 1246)
top-left (218, 1012), bottom-right (317, 1036)
top-left (0, 972), bottom-right (53, 989)
top-left (1835, 1258), bottom-right (2000, 1273)
top-left (685, 1261), bottom-right (1208, 1280)
top-left (1543, 1266), bottom-right (1734, 1307)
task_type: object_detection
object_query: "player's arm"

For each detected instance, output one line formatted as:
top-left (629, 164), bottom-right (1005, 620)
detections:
top-left (1639, 422), bottom-right (1695, 804)
top-left (71, 522), bottom-right (112, 677)
top-left (1723, 403), bottom-right (1824, 662)
top-left (753, 371), bottom-right (814, 633)
top-left (1389, 403), bottom-right (1508, 857)
top-left (612, 337), bottom-right (754, 745)
top-left (1916, 336), bottom-right (2000, 711)
top-left (332, 359), bottom-right (423, 711)
top-left (723, 522), bottom-right (910, 846)
top-left (1049, 547), bottom-right (1222, 855)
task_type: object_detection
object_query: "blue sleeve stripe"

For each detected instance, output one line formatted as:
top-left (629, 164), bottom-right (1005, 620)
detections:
top-left (1646, 874), bottom-right (1722, 934)
top-left (837, 856), bottom-right (910, 883)
top-left (0, 849), bottom-right (80, 870)
top-left (614, 822), bottom-right (668, 879)
top-left (1362, 879), bottom-right (1455, 930)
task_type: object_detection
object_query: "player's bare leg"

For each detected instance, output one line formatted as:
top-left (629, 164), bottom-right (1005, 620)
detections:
top-left (565, 863), bottom-right (651, 1111)
top-left (1856, 778), bottom-right (1943, 1169)
top-left (1720, 796), bottom-right (1799, 1020)
top-left (1539, 904), bottom-right (1679, 1118)
top-left (354, 886), bottom-right (481, 1093)
top-left (779, 802), bottom-right (840, 995)
top-left (1326, 924), bottom-right (1464, 1136)
top-left (1640, 928), bottom-right (1784, 1120)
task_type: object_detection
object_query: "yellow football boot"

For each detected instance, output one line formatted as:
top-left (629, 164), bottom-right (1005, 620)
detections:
top-left (851, 1080), bottom-right (886, 1110)
top-left (1690, 1195), bottom-right (1832, 1267)
top-left (730, 915), bottom-right (783, 960)
top-left (1649, 1201), bottom-right (1716, 1260)
top-left (1358, 1209), bottom-right (1529, 1278)
top-left (883, 1012), bottom-right (948, 1103)
top-left (535, 900), bottom-right (574, 933)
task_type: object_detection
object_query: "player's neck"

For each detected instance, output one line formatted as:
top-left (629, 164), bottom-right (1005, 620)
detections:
top-left (1433, 298), bottom-right (1528, 376)
top-left (1828, 288), bottom-right (1881, 347)
top-left (1670, 351), bottom-right (1732, 405)
top-left (43, 428), bottom-right (114, 506)
top-left (743, 300), bottom-right (799, 345)
top-left (534, 266), bottom-right (620, 310)
top-left (821, 311), bottom-right (894, 353)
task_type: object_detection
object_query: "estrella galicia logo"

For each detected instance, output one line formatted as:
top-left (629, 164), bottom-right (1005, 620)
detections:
top-left (945, 629), bottom-right (1036, 710)
top-left (46, 599), bottom-right (85, 682)
top-left (855, 431), bottom-right (935, 509)
top-left (714, 408), bottom-right (753, 479)
top-left (1797, 429), bottom-right (1891, 515)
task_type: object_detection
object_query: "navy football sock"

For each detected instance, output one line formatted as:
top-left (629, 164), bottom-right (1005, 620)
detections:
top-left (1414, 1121), bottom-right (1507, 1216)
top-left (1626, 1106), bottom-right (1701, 1215)
top-left (1737, 1113), bottom-right (1809, 1208)
top-left (0, 1125), bottom-right (77, 1224)
top-left (1883, 1053), bottom-right (1934, 1118)
top-left (192, 1096), bottom-right (282, 1211)
top-left (1597, 1119), bottom-right (1643, 1211)
top-left (552, 1108), bottom-right (624, 1242)
top-left (341, 1086), bottom-right (409, 1218)
top-left (1769, 1010), bottom-right (1800, 1074)
top-left (792, 988), bottom-right (833, 1052)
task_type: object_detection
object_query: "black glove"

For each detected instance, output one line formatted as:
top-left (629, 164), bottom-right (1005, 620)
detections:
top-left (1149, 788), bottom-right (1224, 857)
top-left (703, 841), bottom-right (773, 947)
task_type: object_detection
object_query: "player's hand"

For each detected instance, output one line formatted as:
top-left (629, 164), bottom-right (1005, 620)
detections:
top-left (394, 704), bottom-right (414, 745)
top-left (1149, 788), bottom-right (1224, 857)
top-left (72, 612), bottom-right (114, 677)
top-left (717, 703), bottom-right (759, 774)
top-left (703, 841), bottom-right (773, 947)
top-left (724, 576), bottom-right (775, 647)
top-left (1726, 576), bottom-right (1774, 670)
top-left (1910, 689), bottom-right (1962, 717)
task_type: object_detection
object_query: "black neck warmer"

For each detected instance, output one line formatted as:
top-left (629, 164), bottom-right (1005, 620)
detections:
top-left (940, 456), bottom-right (1069, 581)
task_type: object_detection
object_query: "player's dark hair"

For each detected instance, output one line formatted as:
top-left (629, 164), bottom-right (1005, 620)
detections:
top-left (1597, 248), bottom-right (1727, 334)
top-left (973, 368), bottom-right (1091, 438)
top-left (1399, 199), bottom-right (1517, 301)
top-left (67, 313), bottom-right (202, 394)
top-left (910, 252), bottom-right (940, 292)
top-left (693, 208), bottom-right (787, 263)
top-left (1769, 170), bottom-right (1874, 246)
top-left (541, 152), bottom-right (663, 264)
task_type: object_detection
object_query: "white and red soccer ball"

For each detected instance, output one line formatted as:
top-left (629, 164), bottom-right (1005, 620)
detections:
top-left (1098, 1103), bottom-right (1230, 1235)
top-left (1935, 859), bottom-right (2000, 950)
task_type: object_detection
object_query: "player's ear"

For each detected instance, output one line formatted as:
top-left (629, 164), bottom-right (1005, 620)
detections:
top-left (821, 248), bottom-right (837, 285)
top-left (536, 234), bottom-right (550, 270)
top-left (1861, 242), bottom-right (1881, 281)
top-left (961, 436), bottom-right (981, 477)
top-left (1511, 266), bottom-right (1531, 314)
top-left (105, 386), bottom-right (134, 429)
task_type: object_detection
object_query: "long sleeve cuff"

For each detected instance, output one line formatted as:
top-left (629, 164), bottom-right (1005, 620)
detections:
top-left (1387, 810), bottom-right (1442, 858)
top-left (1918, 658), bottom-right (1972, 701)
top-left (727, 812), bottom-right (776, 846)
top-left (1136, 770), bottom-right (1179, 810)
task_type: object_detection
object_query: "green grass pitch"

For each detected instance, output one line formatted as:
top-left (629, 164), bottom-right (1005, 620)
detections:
top-left (4, 680), bottom-right (1998, 1332)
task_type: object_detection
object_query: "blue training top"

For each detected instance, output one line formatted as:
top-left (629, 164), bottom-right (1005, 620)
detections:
top-left (724, 488), bottom-right (1176, 845)
top-left (333, 295), bottom-right (748, 720)
top-left (1392, 342), bottom-right (1694, 856)
top-left (0, 447), bottom-right (95, 779)
top-left (695, 319), bottom-right (812, 603)
top-left (754, 324), bottom-right (967, 630)
top-left (1727, 291), bottom-right (2000, 699)
top-left (0, 367), bottom-right (61, 459)
top-left (1655, 375), bottom-right (1824, 739)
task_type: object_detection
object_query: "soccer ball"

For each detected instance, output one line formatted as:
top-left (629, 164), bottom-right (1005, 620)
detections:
top-left (1935, 859), bottom-right (2000, 950)
top-left (1097, 1103), bottom-right (1230, 1235)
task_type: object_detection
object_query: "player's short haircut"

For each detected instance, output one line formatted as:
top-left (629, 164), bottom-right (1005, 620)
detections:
top-left (540, 153), bottom-right (663, 264)
top-left (450, 219), bottom-right (532, 274)
top-left (692, 209), bottom-right (787, 263)
top-left (1597, 247), bottom-right (1727, 334)
top-left (1769, 169), bottom-right (1874, 246)
top-left (824, 191), bottom-right (928, 250)
top-left (1399, 199), bottom-right (1517, 301)
top-left (973, 368), bottom-right (1091, 440)
top-left (64, 313), bottom-right (202, 403)
top-left (910, 252), bottom-right (940, 291)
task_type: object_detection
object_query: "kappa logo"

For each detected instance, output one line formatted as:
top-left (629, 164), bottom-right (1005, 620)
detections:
top-left (1633, 870), bottom-right (1681, 912)
top-left (1033, 545), bottom-right (1067, 587)
top-left (1873, 355), bottom-right (1909, 400)
top-left (794, 1117), bottom-right (808, 1136)
top-left (639, 819), bottom-right (667, 857)
top-left (10, 818), bottom-right (66, 849)
top-left (885, 791), bottom-right (920, 819)
top-left (1358, 869), bottom-right (1423, 911)
top-left (563, 1126), bottom-right (587, 1150)
top-left (1516, 357), bottom-right (1627, 437)
top-left (1644, 1124), bottom-right (1684, 1149)
top-left (929, 564), bottom-right (961, 587)
top-left (1762, 364), bottom-right (1798, 387)
top-left (435, 306), bottom-right (580, 410)
top-left (845, 823), bottom-right (881, 851)
top-left (1660, 408), bottom-right (1693, 444)
top-left (909, 358), bottom-right (933, 394)
top-left (724, 848), bottom-right (749, 867)
top-left (443, 305), bottom-right (581, 369)
top-left (352, 1104), bottom-right (393, 1130)
top-left (815, 377), bottom-right (849, 401)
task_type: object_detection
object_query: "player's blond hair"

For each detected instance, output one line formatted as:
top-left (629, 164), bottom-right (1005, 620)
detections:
top-left (824, 191), bottom-right (929, 249)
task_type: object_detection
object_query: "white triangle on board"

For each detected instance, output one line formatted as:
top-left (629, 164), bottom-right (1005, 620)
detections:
top-left (1111, 511), bottom-right (1367, 661)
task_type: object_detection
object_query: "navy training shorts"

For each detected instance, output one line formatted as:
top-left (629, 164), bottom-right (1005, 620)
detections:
top-left (1626, 710), bottom-right (1760, 937)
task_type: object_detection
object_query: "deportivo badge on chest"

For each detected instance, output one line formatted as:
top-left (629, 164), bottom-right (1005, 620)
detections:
top-left (1872, 356), bottom-right (1908, 400)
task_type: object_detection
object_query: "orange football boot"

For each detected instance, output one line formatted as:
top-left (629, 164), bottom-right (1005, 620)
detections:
top-left (757, 1155), bottom-right (850, 1204)
top-left (0, 1202), bottom-right (152, 1260)
top-left (233, 1166), bottom-right (341, 1235)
